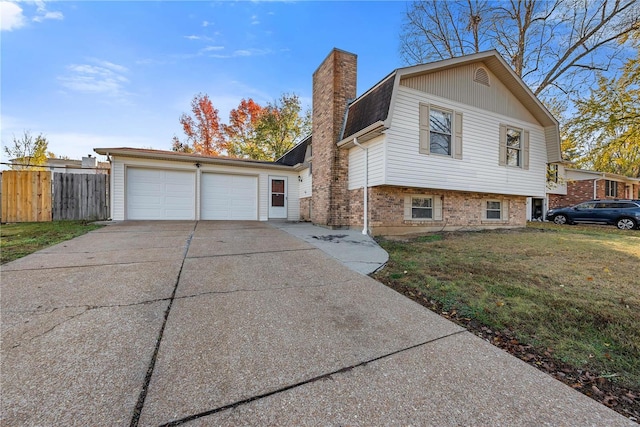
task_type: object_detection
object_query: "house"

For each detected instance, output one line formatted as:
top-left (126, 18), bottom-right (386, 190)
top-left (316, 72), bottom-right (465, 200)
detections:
top-left (547, 165), bottom-right (640, 209)
top-left (8, 155), bottom-right (110, 174)
top-left (95, 48), bottom-right (561, 234)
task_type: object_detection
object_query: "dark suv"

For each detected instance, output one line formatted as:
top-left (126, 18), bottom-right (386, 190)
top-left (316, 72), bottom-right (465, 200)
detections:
top-left (546, 200), bottom-right (640, 230)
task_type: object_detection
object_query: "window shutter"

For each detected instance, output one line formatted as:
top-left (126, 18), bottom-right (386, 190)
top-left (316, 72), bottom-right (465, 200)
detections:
top-left (481, 200), bottom-right (488, 220)
top-left (498, 124), bottom-right (507, 166)
top-left (502, 200), bottom-right (509, 220)
top-left (434, 196), bottom-right (443, 220)
top-left (523, 130), bottom-right (530, 170)
top-left (404, 196), bottom-right (412, 220)
top-left (419, 103), bottom-right (430, 154)
top-left (454, 111), bottom-right (463, 160)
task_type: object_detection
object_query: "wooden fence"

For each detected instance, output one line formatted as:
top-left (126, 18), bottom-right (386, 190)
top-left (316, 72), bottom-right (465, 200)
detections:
top-left (1, 171), bottom-right (109, 222)
top-left (1, 170), bottom-right (52, 222)
top-left (53, 173), bottom-right (109, 221)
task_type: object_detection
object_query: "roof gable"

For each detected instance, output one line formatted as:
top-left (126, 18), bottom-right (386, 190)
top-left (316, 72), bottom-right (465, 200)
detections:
top-left (396, 50), bottom-right (557, 128)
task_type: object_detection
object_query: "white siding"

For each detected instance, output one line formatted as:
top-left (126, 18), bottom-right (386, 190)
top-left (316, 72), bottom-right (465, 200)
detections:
top-left (348, 135), bottom-right (385, 190)
top-left (109, 156), bottom-right (299, 221)
top-left (384, 86), bottom-right (548, 198)
top-left (298, 167), bottom-right (312, 199)
top-left (547, 163), bottom-right (567, 195)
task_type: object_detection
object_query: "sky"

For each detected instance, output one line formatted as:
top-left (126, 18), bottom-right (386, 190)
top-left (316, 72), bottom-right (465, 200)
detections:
top-left (1, 0), bottom-right (409, 164)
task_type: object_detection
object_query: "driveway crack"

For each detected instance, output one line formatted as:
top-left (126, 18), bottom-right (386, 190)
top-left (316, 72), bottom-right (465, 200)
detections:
top-left (129, 223), bottom-right (196, 427)
top-left (157, 329), bottom-right (467, 426)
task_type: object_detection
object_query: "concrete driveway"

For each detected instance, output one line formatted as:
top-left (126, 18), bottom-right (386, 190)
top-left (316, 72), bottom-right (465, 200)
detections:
top-left (1, 221), bottom-right (633, 426)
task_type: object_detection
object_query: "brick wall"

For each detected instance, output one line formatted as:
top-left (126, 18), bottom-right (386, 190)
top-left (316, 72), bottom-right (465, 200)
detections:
top-left (347, 186), bottom-right (527, 235)
top-left (299, 197), bottom-right (312, 221)
top-left (310, 49), bottom-right (357, 227)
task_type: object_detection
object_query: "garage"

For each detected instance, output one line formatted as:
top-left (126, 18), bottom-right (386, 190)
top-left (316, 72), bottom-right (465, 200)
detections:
top-left (201, 173), bottom-right (258, 220)
top-left (126, 168), bottom-right (195, 220)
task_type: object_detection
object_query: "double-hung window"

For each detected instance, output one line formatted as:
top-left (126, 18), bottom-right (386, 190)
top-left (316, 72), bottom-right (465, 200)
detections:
top-left (482, 199), bottom-right (508, 221)
top-left (419, 103), bottom-right (463, 159)
top-left (547, 164), bottom-right (558, 183)
top-left (404, 195), bottom-right (443, 221)
top-left (429, 108), bottom-right (452, 156)
top-left (411, 197), bottom-right (433, 219)
top-left (499, 124), bottom-right (529, 169)
top-left (605, 180), bottom-right (618, 197)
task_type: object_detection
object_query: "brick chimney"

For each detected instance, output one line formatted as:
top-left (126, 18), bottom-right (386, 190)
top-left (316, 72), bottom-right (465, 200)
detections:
top-left (311, 48), bottom-right (357, 227)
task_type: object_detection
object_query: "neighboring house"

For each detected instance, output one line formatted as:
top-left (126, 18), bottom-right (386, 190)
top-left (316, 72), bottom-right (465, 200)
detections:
top-left (95, 48), bottom-right (562, 235)
top-left (9, 155), bottom-right (110, 174)
top-left (548, 167), bottom-right (640, 208)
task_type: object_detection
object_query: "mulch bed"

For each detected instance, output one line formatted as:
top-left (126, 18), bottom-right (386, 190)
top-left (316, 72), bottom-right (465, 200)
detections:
top-left (377, 278), bottom-right (640, 421)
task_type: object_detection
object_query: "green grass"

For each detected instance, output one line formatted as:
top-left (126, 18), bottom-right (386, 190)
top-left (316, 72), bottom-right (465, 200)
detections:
top-left (1, 221), bottom-right (103, 264)
top-left (374, 223), bottom-right (640, 390)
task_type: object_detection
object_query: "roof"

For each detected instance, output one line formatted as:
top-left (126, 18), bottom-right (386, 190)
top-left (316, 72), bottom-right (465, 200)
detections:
top-left (342, 74), bottom-right (394, 140)
top-left (275, 135), bottom-right (311, 166)
top-left (93, 147), bottom-right (296, 171)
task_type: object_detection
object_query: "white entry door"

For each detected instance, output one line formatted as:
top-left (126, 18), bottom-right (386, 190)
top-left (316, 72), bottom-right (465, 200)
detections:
top-left (269, 176), bottom-right (287, 219)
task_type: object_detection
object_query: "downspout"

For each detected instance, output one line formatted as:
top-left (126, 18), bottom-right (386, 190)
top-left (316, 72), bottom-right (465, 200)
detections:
top-left (352, 137), bottom-right (368, 235)
top-left (593, 173), bottom-right (606, 199)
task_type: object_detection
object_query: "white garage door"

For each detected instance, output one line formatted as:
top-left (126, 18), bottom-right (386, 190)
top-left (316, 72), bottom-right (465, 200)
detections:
top-left (201, 173), bottom-right (258, 220)
top-left (127, 168), bottom-right (195, 220)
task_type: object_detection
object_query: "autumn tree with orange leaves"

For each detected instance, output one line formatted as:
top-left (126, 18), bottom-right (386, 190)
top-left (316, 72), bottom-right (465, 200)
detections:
top-left (172, 93), bottom-right (226, 156)
top-left (223, 98), bottom-right (265, 158)
top-left (173, 93), bottom-right (310, 160)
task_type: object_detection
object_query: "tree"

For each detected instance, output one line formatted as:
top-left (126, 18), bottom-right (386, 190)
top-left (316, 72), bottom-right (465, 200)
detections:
top-left (174, 93), bottom-right (310, 161)
top-left (3, 131), bottom-right (49, 170)
top-left (222, 98), bottom-right (265, 158)
top-left (565, 43), bottom-right (640, 177)
top-left (253, 94), bottom-right (311, 160)
top-left (172, 93), bottom-right (225, 156)
top-left (399, 0), bottom-right (639, 99)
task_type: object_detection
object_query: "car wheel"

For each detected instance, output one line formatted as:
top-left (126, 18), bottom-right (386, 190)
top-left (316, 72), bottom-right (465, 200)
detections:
top-left (553, 214), bottom-right (569, 225)
top-left (616, 217), bottom-right (637, 230)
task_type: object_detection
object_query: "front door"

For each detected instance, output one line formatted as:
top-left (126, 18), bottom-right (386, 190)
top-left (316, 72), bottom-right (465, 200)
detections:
top-left (269, 176), bottom-right (287, 219)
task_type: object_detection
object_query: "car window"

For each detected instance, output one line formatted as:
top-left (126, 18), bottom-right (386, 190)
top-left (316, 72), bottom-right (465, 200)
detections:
top-left (595, 203), bottom-right (610, 209)
top-left (576, 202), bottom-right (596, 209)
top-left (620, 202), bottom-right (639, 209)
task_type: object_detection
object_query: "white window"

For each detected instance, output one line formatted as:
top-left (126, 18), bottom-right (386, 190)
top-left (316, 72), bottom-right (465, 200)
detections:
top-left (499, 124), bottom-right (529, 169)
top-left (429, 108), bottom-right (452, 155)
top-left (404, 195), bottom-right (443, 221)
top-left (547, 164), bottom-right (558, 183)
top-left (482, 199), bottom-right (509, 221)
top-left (411, 197), bottom-right (433, 219)
top-left (419, 103), bottom-right (463, 159)
top-left (605, 180), bottom-right (618, 197)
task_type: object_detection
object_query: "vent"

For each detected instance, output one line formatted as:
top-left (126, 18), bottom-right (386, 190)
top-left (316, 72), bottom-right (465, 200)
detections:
top-left (474, 67), bottom-right (490, 86)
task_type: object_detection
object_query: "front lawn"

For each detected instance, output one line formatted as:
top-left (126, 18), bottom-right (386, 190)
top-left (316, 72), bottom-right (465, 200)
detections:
top-left (373, 223), bottom-right (639, 416)
top-left (1, 221), bottom-right (103, 264)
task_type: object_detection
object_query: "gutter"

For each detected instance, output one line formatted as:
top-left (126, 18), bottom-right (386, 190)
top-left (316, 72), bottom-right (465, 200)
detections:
top-left (352, 137), bottom-right (368, 235)
top-left (337, 121), bottom-right (386, 148)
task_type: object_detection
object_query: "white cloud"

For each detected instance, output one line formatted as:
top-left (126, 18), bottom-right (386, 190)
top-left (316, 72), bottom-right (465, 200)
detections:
top-left (32, 10), bottom-right (63, 23)
top-left (202, 20), bottom-right (210, 27)
top-left (58, 59), bottom-right (130, 99)
top-left (251, 14), bottom-right (260, 25)
top-left (202, 46), bottom-right (224, 52)
top-left (210, 48), bottom-right (273, 59)
top-left (1, 2), bottom-right (27, 31)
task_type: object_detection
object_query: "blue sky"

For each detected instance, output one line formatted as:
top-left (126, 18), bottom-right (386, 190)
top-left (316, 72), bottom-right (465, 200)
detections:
top-left (1, 0), bottom-right (408, 162)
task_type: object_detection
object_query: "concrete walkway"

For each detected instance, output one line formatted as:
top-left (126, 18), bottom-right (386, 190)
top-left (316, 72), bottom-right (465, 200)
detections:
top-left (0, 221), bottom-right (634, 426)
